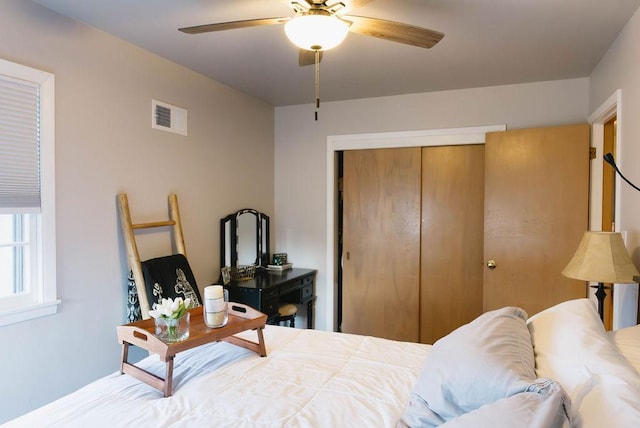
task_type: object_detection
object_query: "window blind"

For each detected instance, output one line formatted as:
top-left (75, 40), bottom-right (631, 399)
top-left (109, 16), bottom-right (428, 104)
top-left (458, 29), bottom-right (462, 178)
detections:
top-left (0, 73), bottom-right (40, 211)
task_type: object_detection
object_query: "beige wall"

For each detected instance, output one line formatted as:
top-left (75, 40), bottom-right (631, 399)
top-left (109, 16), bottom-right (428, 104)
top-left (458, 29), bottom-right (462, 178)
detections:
top-left (589, 7), bottom-right (640, 324)
top-left (0, 0), bottom-right (274, 422)
top-left (275, 78), bottom-right (590, 332)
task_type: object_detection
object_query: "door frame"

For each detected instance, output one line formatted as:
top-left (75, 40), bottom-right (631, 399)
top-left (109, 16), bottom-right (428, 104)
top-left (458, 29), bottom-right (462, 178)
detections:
top-left (589, 89), bottom-right (638, 329)
top-left (325, 125), bottom-right (506, 331)
top-left (588, 89), bottom-right (621, 233)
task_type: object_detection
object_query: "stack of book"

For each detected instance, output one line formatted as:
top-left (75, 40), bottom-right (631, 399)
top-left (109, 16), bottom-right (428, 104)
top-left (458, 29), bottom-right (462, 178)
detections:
top-left (267, 263), bottom-right (292, 271)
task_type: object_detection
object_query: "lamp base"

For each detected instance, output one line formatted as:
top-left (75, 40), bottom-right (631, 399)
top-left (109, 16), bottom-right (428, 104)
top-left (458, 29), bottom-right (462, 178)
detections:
top-left (590, 282), bottom-right (610, 322)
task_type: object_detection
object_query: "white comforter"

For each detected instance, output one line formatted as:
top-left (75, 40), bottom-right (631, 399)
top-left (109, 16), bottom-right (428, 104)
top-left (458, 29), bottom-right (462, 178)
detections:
top-left (8, 299), bottom-right (640, 427)
top-left (6, 326), bottom-right (429, 427)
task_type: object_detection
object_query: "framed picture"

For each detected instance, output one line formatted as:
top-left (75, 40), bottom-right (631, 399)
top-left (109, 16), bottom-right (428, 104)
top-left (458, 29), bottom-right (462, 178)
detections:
top-left (272, 253), bottom-right (288, 266)
top-left (221, 266), bottom-right (231, 285)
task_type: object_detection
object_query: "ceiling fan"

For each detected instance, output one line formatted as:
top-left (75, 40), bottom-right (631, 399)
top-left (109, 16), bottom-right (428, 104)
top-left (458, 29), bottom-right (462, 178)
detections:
top-left (179, 0), bottom-right (444, 118)
top-left (179, 0), bottom-right (444, 65)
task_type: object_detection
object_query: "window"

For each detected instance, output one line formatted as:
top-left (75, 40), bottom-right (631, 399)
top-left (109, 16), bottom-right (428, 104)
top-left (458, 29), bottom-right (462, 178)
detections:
top-left (0, 58), bottom-right (58, 326)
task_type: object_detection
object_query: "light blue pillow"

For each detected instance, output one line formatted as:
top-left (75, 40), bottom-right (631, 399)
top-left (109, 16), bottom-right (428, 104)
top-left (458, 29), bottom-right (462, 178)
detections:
top-left (399, 307), bottom-right (538, 426)
top-left (438, 381), bottom-right (569, 428)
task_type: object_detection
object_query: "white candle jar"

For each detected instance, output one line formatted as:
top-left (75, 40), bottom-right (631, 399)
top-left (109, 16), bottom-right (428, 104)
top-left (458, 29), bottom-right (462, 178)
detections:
top-left (203, 285), bottom-right (228, 328)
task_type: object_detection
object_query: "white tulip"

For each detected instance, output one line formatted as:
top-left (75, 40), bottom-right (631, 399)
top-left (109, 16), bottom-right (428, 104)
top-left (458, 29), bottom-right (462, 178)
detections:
top-left (149, 296), bottom-right (191, 319)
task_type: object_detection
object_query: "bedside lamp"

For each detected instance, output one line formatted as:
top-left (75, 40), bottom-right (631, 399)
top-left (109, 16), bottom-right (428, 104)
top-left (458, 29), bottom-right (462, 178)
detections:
top-left (562, 231), bottom-right (639, 321)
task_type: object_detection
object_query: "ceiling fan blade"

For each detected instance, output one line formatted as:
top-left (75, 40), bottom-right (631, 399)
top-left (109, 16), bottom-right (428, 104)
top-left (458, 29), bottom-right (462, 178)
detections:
top-left (344, 0), bottom-right (374, 11)
top-left (179, 17), bottom-right (290, 34)
top-left (299, 49), bottom-right (323, 66)
top-left (343, 15), bottom-right (444, 48)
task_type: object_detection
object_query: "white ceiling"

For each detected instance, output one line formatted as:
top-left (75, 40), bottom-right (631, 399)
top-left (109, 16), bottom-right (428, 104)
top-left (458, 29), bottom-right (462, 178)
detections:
top-left (33, 0), bottom-right (640, 107)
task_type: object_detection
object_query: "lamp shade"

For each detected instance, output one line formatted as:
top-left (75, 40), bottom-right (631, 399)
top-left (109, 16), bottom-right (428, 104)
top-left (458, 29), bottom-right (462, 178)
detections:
top-left (284, 14), bottom-right (350, 51)
top-left (562, 231), bottom-right (639, 284)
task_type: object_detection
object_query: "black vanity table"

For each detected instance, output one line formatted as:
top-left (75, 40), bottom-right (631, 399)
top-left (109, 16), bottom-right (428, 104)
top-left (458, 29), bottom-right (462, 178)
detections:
top-left (219, 208), bottom-right (316, 329)
top-left (225, 268), bottom-right (316, 329)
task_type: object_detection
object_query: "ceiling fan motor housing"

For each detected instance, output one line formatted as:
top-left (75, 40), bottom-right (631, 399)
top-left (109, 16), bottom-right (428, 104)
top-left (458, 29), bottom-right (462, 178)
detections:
top-left (284, 8), bottom-right (351, 51)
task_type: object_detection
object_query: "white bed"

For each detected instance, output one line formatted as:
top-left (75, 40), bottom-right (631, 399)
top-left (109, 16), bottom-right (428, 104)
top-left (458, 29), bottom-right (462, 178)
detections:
top-left (5, 298), bottom-right (640, 427)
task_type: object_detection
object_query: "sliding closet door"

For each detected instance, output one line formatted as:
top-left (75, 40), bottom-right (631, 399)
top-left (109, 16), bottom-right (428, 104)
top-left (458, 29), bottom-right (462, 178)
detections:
top-left (342, 148), bottom-right (421, 342)
top-left (483, 124), bottom-right (590, 316)
top-left (420, 145), bottom-right (485, 344)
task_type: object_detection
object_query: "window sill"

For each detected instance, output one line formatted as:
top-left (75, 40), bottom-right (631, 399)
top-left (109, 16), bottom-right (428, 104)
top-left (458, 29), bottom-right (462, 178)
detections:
top-left (0, 299), bottom-right (61, 327)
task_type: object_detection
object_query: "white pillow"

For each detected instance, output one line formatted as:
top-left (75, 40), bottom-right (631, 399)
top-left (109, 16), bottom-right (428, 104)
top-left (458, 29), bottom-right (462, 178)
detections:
top-left (608, 324), bottom-right (640, 374)
top-left (527, 298), bottom-right (640, 427)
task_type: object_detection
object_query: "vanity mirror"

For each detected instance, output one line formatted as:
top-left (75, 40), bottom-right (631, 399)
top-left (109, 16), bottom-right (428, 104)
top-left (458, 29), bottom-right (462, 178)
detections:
top-left (220, 209), bottom-right (270, 269)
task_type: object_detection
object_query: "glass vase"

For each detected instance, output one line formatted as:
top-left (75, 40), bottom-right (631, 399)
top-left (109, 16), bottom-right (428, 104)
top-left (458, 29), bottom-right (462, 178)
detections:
top-left (154, 312), bottom-right (190, 343)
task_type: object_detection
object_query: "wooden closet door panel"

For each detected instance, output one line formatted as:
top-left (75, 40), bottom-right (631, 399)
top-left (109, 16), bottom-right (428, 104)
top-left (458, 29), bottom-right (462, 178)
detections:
top-left (483, 124), bottom-right (590, 316)
top-left (420, 145), bottom-right (485, 344)
top-left (342, 148), bottom-right (421, 341)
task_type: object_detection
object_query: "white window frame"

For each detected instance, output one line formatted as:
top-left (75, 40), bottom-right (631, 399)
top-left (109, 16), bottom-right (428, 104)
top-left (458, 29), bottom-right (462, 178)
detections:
top-left (0, 58), bottom-right (59, 326)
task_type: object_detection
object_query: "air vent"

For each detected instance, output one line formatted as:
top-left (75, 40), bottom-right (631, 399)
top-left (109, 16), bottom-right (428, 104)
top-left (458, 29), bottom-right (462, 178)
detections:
top-left (152, 99), bottom-right (187, 136)
top-left (155, 104), bottom-right (171, 128)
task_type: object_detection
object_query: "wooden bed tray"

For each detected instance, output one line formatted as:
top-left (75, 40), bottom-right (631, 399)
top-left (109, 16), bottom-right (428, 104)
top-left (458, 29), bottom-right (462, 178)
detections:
top-left (117, 302), bottom-right (267, 397)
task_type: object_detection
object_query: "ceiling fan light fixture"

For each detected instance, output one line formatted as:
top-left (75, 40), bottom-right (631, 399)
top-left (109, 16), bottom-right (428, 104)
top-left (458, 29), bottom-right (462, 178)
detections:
top-left (284, 14), bottom-right (350, 51)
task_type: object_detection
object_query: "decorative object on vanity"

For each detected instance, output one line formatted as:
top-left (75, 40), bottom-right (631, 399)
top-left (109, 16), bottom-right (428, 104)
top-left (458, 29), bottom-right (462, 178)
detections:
top-left (203, 285), bottom-right (228, 328)
top-left (268, 252), bottom-right (293, 271)
top-left (220, 208), bottom-right (270, 270)
top-left (562, 231), bottom-right (639, 321)
top-left (272, 253), bottom-right (288, 265)
top-left (230, 265), bottom-right (256, 281)
top-left (221, 266), bottom-right (231, 285)
top-left (267, 263), bottom-right (293, 272)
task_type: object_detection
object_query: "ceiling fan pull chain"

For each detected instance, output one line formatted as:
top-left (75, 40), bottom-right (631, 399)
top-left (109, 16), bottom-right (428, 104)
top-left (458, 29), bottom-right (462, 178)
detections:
top-left (314, 48), bottom-right (320, 121)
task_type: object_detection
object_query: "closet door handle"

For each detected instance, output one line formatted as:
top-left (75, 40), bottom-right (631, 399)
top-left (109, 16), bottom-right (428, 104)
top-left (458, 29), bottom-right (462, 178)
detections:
top-left (486, 259), bottom-right (497, 269)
